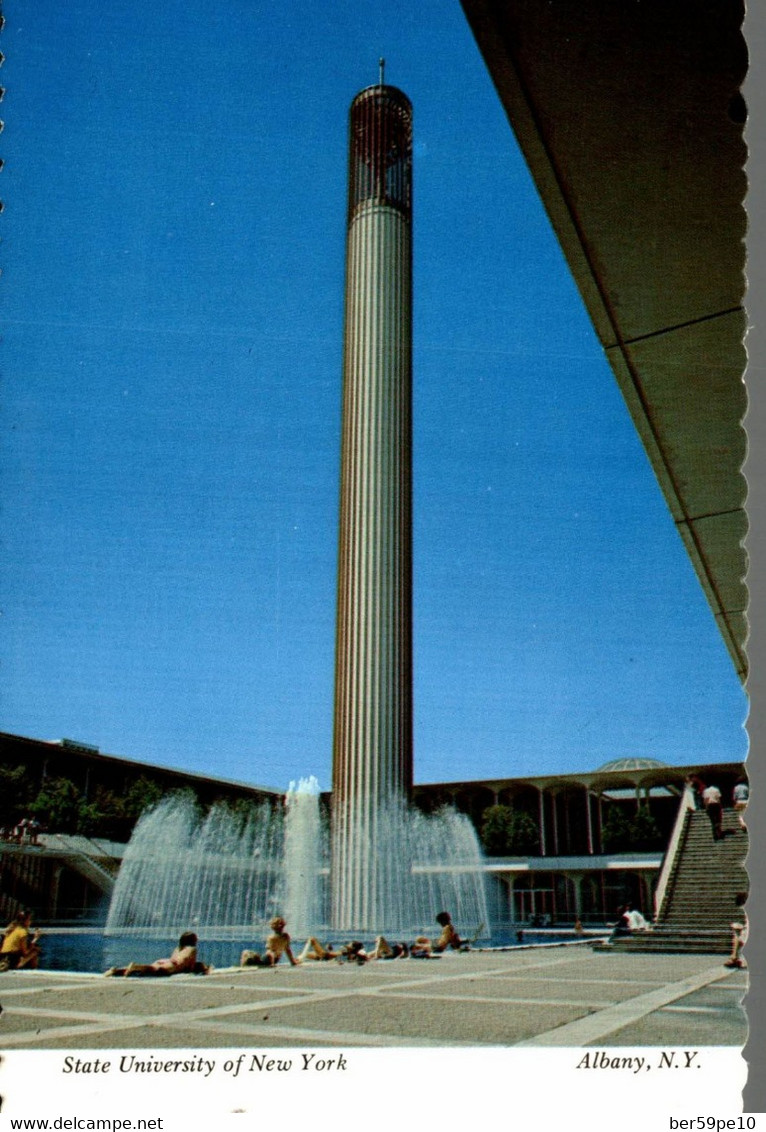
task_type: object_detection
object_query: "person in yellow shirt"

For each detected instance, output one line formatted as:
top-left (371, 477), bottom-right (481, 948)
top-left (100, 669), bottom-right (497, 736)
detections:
top-left (0, 910), bottom-right (41, 970)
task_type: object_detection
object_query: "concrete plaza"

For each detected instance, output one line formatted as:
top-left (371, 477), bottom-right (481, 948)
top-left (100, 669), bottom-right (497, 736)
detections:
top-left (0, 943), bottom-right (747, 1049)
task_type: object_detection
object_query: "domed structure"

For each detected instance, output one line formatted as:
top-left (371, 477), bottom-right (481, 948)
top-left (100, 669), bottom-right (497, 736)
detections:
top-left (596, 757), bottom-right (667, 772)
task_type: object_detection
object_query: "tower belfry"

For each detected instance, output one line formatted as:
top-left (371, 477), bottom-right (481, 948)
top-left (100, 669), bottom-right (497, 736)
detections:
top-left (331, 74), bottom-right (414, 930)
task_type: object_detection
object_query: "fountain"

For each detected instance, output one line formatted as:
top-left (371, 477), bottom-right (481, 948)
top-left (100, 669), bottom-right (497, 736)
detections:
top-left (106, 81), bottom-right (489, 945)
top-left (105, 791), bottom-right (285, 936)
top-left (283, 776), bottom-right (327, 937)
top-left (105, 784), bottom-right (488, 939)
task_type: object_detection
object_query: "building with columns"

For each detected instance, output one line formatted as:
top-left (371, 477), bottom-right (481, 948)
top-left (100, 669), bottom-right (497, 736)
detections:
top-left (412, 758), bottom-right (746, 925)
top-left (0, 731), bottom-right (746, 929)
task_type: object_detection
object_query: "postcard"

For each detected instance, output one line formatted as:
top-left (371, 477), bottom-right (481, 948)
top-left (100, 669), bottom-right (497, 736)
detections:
top-left (0, 0), bottom-right (758, 1125)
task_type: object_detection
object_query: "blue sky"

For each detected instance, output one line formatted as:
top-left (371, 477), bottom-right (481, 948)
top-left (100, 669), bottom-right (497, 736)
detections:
top-left (1, 0), bottom-right (748, 790)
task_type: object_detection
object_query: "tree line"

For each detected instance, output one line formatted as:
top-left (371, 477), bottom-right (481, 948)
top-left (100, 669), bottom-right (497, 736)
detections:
top-left (0, 762), bottom-right (164, 842)
top-left (1, 759), bottom-right (664, 855)
top-left (478, 803), bottom-right (662, 855)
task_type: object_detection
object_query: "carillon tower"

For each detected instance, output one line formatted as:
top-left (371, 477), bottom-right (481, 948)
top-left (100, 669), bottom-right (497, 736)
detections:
top-left (331, 64), bottom-right (414, 930)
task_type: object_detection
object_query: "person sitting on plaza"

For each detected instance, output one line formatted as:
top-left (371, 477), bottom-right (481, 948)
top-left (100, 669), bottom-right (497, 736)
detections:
top-left (609, 905), bottom-right (632, 938)
top-left (732, 778), bottom-right (749, 830)
top-left (725, 894), bottom-right (748, 969)
top-left (412, 911), bottom-right (464, 957)
top-left (624, 905), bottom-right (651, 931)
top-left (0, 910), bottom-right (42, 971)
top-left (433, 910), bottom-right (464, 950)
top-left (338, 940), bottom-right (370, 964)
top-left (367, 936), bottom-right (408, 960)
top-left (296, 936), bottom-right (341, 962)
top-left (241, 916), bottom-right (299, 967)
top-left (105, 931), bottom-right (207, 977)
top-left (295, 935), bottom-right (406, 964)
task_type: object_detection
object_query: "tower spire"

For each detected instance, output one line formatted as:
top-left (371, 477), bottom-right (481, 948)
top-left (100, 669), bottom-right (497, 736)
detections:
top-left (379, 57), bottom-right (385, 86)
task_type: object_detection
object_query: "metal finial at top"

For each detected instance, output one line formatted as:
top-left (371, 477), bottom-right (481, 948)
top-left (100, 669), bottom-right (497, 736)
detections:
top-left (379, 57), bottom-right (385, 86)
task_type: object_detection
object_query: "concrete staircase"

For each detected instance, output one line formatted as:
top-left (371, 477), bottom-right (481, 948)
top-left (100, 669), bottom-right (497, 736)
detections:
top-left (1, 834), bottom-right (122, 901)
top-left (40, 835), bottom-right (121, 895)
top-left (599, 809), bottom-right (748, 954)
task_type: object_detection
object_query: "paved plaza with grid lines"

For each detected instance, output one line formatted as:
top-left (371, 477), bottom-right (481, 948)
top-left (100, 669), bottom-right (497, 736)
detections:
top-left (0, 944), bottom-right (747, 1049)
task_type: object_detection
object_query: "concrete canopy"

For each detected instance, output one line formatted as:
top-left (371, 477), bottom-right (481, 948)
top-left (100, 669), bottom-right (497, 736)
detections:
top-left (460, 0), bottom-right (748, 680)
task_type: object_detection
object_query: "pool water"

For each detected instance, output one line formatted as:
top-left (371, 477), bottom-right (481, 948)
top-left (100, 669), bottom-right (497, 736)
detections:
top-left (16, 929), bottom-right (606, 974)
top-left (31, 933), bottom-right (252, 974)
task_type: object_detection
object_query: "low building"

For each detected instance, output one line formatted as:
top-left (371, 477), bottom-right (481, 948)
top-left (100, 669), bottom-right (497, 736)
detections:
top-left (0, 732), bottom-right (746, 928)
top-left (0, 731), bottom-right (280, 924)
top-left (413, 758), bottom-right (746, 925)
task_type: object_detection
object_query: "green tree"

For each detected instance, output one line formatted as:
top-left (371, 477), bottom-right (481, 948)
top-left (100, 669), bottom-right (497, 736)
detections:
top-left (122, 776), bottom-right (164, 821)
top-left (29, 776), bottom-right (81, 833)
top-left (628, 806), bottom-right (662, 851)
top-left (77, 786), bottom-right (126, 839)
top-left (506, 810), bottom-right (539, 854)
top-left (480, 805), bottom-right (539, 856)
top-left (600, 805), bottom-right (632, 852)
top-left (219, 795), bottom-right (259, 819)
top-left (480, 806), bottom-right (509, 854)
top-left (0, 763), bottom-right (36, 825)
top-left (76, 800), bottom-right (105, 837)
top-left (602, 805), bottom-right (663, 852)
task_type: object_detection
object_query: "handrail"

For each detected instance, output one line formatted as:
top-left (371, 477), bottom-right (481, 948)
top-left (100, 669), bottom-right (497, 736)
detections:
top-left (653, 784), bottom-right (696, 920)
top-left (60, 850), bottom-right (117, 893)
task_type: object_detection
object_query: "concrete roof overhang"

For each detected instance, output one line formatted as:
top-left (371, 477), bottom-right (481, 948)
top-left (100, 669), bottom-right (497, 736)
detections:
top-left (460, 0), bottom-right (748, 680)
top-left (415, 760), bottom-right (746, 796)
top-left (0, 730), bottom-right (282, 799)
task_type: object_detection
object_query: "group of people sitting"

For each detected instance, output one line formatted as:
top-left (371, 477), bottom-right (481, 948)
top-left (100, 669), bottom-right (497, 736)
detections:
top-left (101, 911), bottom-right (468, 978)
top-left (240, 910), bottom-right (467, 968)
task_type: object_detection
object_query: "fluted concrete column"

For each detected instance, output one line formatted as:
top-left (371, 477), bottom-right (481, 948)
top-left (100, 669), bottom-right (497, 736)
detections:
top-left (538, 788), bottom-right (547, 856)
top-left (331, 81), bottom-right (414, 931)
top-left (585, 787), bottom-right (594, 855)
top-left (569, 872), bottom-right (584, 918)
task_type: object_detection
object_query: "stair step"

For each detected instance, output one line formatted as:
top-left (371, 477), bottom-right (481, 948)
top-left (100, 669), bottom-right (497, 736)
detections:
top-left (654, 807), bottom-right (747, 944)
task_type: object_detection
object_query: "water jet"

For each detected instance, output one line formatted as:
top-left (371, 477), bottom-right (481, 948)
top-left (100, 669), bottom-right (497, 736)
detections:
top-left (106, 785), bottom-right (487, 938)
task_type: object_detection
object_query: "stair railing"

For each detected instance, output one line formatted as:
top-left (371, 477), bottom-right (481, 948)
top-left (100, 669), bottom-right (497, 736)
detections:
top-left (62, 849), bottom-right (116, 893)
top-left (653, 784), bottom-right (696, 922)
